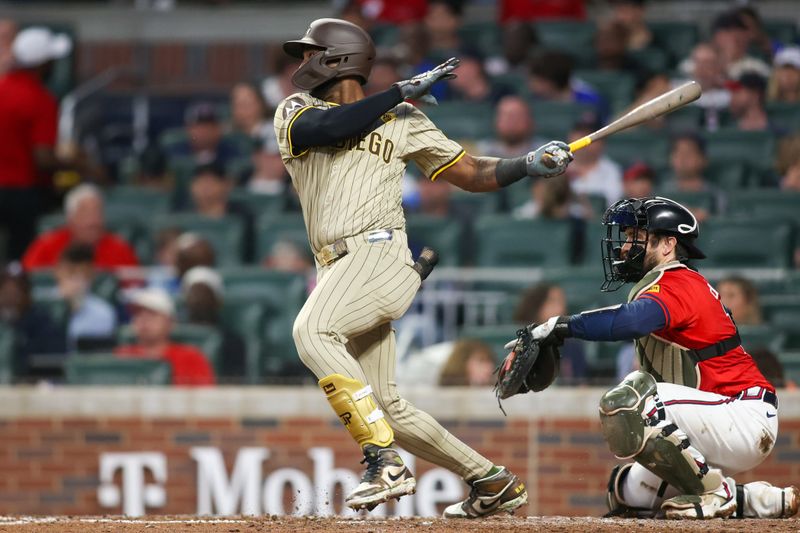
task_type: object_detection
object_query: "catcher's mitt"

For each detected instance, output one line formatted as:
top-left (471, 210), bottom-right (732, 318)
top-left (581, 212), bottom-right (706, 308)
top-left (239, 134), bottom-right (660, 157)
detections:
top-left (494, 326), bottom-right (562, 408)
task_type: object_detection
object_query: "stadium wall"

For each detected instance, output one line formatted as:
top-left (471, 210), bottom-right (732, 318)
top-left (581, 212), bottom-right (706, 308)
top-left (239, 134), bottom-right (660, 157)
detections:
top-left (0, 387), bottom-right (797, 517)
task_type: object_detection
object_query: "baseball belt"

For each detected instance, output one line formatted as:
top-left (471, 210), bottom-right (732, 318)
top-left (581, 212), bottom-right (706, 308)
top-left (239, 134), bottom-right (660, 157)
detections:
top-left (315, 229), bottom-right (394, 267)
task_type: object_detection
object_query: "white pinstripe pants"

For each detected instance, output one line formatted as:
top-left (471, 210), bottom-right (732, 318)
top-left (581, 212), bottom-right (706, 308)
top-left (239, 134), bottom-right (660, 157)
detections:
top-left (292, 230), bottom-right (492, 480)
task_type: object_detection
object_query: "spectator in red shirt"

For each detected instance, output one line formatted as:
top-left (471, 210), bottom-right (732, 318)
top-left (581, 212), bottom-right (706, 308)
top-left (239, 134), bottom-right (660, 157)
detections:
top-left (22, 184), bottom-right (139, 271)
top-left (0, 27), bottom-right (72, 260)
top-left (116, 288), bottom-right (215, 386)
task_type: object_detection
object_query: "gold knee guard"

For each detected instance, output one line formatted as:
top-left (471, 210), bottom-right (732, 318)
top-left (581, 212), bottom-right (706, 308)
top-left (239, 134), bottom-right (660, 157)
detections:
top-left (319, 374), bottom-right (394, 448)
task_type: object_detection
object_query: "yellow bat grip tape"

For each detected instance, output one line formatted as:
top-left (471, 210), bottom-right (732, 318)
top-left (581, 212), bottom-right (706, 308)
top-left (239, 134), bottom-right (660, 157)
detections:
top-left (569, 136), bottom-right (592, 152)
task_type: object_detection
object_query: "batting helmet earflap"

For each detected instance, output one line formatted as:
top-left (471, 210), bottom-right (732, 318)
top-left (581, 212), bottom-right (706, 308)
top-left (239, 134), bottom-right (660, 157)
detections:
top-left (283, 18), bottom-right (375, 91)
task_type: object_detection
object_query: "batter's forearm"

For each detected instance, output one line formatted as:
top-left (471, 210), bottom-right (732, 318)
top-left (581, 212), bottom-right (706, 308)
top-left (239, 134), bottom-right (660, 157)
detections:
top-left (453, 155), bottom-right (528, 192)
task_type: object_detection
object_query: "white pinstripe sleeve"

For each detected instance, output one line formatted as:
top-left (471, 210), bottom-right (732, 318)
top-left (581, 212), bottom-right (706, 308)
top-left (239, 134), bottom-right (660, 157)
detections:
top-left (400, 105), bottom-right (464, 181)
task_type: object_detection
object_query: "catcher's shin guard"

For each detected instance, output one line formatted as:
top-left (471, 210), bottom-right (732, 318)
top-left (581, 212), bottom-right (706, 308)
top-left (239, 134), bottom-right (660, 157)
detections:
top-left (599, 371), bottom-right (724, 497)
top-left (319, 374), bottom-right (394, 448)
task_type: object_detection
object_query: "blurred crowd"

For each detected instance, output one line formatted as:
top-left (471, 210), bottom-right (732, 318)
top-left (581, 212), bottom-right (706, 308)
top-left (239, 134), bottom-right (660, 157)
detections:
top-left (0, 0), bottom-right (799, 387)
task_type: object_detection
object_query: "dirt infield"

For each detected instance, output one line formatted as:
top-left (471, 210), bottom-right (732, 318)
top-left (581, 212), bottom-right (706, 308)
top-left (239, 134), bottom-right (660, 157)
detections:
top-left (0, 515), bottom-right (797, 533)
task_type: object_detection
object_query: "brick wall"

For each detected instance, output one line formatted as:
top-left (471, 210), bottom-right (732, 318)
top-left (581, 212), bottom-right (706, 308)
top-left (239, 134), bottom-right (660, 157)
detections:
top-left (1, 396), bottom-right (798, 517)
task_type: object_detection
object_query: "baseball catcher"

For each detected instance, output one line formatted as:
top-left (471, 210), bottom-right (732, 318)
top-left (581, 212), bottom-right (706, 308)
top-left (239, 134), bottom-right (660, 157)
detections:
top-left (275, 18), bottom-right (573, 518)
top-left (501, 197), bottom-right (798, 520)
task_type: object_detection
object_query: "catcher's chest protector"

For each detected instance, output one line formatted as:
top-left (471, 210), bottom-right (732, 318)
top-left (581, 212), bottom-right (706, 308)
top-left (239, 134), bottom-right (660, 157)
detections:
top-left (627, 262), bottom-right (700, 388)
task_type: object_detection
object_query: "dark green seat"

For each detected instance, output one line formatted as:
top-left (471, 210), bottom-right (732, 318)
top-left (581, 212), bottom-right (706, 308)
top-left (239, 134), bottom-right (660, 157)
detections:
top-left (118, 323), bottom-right (222, 375)
top-left (665, 106), bottom-right (703, 131)
top-left (531, 101), bottom-right (593, 140)
top-left (370, 25), bottom-right (400, 47)
top-left (629, 47), bottom-right (669, 72)
top-left (474, 216), bottom-right (572, 267)
top-left (459, 22), bottom-right (501, 56)
top-left (106, 186), bottom-right (171, 217)
top-left (705, 161), bottom-right (752, 191)
top-left (450, 190), bottom-right (501, 216)
top-left (405, 215), bottom-right (463, 267)
top-left (766, 103), bottom-right (800, 133)
top-left (255, 213), bottom-right (309, 263)
top-left (765, 304), bottom-right (800, 351)
top-left (657, 190), bottom-right (717, 215)
top-left (697, 218), bottom-right (794, 268)
top-left (738, 325), bottom-right (786, 354)
top-left (544, 266), bottom-right (615, 312)
top-left (649, 22), bottom-right (699, 65)
top-left (605, 131), bottom-right (669, 169)
top-left (458, 324), bottom-right (517, 362)
top-left (763, 20), bottom-right (798, 45)
top-left (0, 324), bottom-right (15, 384)
top-left (704, 130), bottom-right (776, 172)
top-left (727, 190), bottom-right (800, 223)
top-left (424, 102), bottom-right (494, 140)
top-left (151, 214), bottom-right (244, 266)
top-left (65, 355), bottom-right (172, 385)
top-left (220, 296), bottom-right (267, 383)
top-left (534, 21), bottom-right (596, 65)
top-left (574, 70), bottom-right (635, 115)
top-left (586, 341), bottom-right (624, 383)
top-left (228, 189), bottom-right (288, 219)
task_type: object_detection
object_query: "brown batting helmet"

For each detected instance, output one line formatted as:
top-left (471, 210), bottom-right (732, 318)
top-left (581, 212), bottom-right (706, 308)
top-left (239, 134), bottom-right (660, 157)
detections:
top-left (283, 18), bottom-right (375, 91)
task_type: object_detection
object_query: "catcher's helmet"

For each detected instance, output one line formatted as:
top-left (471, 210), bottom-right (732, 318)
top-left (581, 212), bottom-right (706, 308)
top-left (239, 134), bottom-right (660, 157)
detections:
top-left (283, 18), bottom-right (375, 92)
top-left (600, 196), bottom-right (705, 291)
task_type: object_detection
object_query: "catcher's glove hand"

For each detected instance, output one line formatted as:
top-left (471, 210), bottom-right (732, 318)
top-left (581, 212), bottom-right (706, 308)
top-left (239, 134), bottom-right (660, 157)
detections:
top-left (494, 325), bottom-right (563, 410)
top-left (393, 57), bottom-right (459, 105)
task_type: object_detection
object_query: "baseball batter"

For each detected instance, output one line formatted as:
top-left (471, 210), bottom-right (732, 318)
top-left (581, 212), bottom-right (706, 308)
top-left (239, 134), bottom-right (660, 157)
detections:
top-left (507, 197), bottom-right (798, 520)
top-left (274, 18), bottom-right (572, 517)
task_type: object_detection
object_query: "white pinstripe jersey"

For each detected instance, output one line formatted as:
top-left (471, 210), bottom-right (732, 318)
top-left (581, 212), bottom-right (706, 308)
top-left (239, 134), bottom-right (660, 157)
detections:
top-left (274, 92), bottom-right (464, 254)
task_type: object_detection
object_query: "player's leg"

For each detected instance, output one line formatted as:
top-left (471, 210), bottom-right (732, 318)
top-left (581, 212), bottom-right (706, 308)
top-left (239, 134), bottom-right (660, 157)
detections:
top-left (599, 371), bottom-right (736, 520)
top-left (353, 323), bottom-right (527, 519)
top-left (293, 243), bottom-right (417, 510)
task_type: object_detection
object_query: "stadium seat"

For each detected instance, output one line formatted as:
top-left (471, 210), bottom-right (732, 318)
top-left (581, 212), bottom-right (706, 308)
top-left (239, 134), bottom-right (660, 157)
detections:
top-left (766, 102), bottom-right (800, 133)
top-left (405, 214), bottom-right (463, 267)
top-left (220, 296), bottom-right (266, 383)
top-left (424, 102), bottom-right (494, 140)
top-left (763, 20), bottom-right (799, 46)
top-left (649, 21), bottom-right (699, 66)
top-left (543, 266), bottom-right (615, 312)
top-left (573, 70), bottom-right (635, 115)
top-left (697, 218), bottom-right (794, 269)
top-left (255, 213), bottom-right (309, 264)
top-left (474, 216), bottom-right (573, 267)
top-left (727, 190), bottom-right (800, 223)
top-left (658, 190), bottom-right (717, 215)
top-left (738, 325), bottom-right (786, 354)
top-left (764, 301), bottom-right (800, 350)
top-left (370, 24), bottom-right (400, 47)
top-left (458, 324), bottom-right (518, 362)
top-left (0, 324), bottom-right (15, 384)
top-left (665, 106), bottom-right (703, 132)
top-left (105, 186), bottom-right (171, 216)
top-left (219, 268), bottom-right (307, 377)
top-left (151, 213), bottom-right (244, 265)
top-left (65, 355), bottom-right (172, 385)
top-left (585, 341), bottom-right (624, 382)
top-left (459, 22), bottom-right (501, 56)
top-left (704, 130), bottom-right (776, 172)
top-left (705, 161), bottom-right (752, 191)
top-left (534, 21), bottom-right (596, 66)
top-left (629, 47), bottom-right (669, 72)
top-left (605, 131), bottom-right (670, 169)
top-left (450, 190), bottom-right (501, 217)
top-left (530, 101), bottom-right (594, 141)
top-left (228, 189), bottom-right (288, 218)
top-left (118, 323), bottom-right (222, 375)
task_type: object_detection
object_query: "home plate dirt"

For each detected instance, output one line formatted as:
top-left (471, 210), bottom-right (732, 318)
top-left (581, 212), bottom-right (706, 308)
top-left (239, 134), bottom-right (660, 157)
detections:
top-left (0, 516), bottom-right (798, 532)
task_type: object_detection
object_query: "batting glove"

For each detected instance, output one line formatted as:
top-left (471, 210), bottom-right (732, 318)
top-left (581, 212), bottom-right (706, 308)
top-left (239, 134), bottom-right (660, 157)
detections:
top-left (526, 141), bottom-right (573, 178)
top-left (394, 57), bottom-right (460, 106)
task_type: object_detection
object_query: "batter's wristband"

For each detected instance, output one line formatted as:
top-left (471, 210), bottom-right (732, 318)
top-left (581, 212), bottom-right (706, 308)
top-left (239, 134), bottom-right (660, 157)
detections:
top-left (495, 156), bottom-right (528, 188)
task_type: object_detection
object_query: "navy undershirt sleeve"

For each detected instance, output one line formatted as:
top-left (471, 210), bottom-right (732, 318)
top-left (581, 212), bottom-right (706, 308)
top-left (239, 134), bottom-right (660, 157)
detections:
top-left (290, 87), bottom-right (404, 149)
top-left (567, 298), bottom-right (667, 342)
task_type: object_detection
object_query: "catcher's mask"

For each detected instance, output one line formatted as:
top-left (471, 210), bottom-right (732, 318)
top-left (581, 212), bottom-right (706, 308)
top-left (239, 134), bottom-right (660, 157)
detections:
top-left (283, 18), bottom-right (375, 94)
top-left (601, 196), bottom-right (706, 292)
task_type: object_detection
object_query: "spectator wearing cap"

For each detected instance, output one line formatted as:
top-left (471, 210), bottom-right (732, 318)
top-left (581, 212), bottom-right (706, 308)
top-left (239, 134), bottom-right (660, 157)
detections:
top-left (116, 288), bottom-right (215, 386)
top-left (0, 27), bottom-right (88, 260)
top-left (189, 162), bottom-right (255, 262)
top-left (622, 162), bottom-right (655, 199)
top-left (22, 184), bottom-right (139, 271)
top-left (528, 50), bottom-right (603, 110)
top-left (54, 243), bottom-right (117, 350)
top-left (608, 0), bottom-right (652, 52)
top-left (0, 265), bottom-right (66, 379)
top-left (769, 46), bottom-right (800, 104)
top-left (563, 116), bottom-right (623, 207)
top-left (727, 71), bottom-right (772, 132)
top-left (0, 18), bottom-right (17, 75)
top-left (710, 10), bottom-right (770, 80)
top-left (164, 102), bottom-right (243, 171)
top-left (182, 266), bottom-right (246, 381)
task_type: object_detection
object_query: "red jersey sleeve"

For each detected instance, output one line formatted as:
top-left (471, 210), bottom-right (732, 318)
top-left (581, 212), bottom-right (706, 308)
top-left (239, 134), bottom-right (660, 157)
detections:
top-left (32, 93), bottom-right (58, 147)
top-left (635, 272), bottom-right (696, 332)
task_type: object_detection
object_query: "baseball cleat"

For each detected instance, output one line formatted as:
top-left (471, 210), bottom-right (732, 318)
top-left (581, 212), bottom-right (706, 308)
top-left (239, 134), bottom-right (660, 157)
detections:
top-left (780, 485), bottom-right (800, 518)
top-left (662, 492), bottom-right (737, 520)
top-left (345, 445), bottom-right (416, 511)
top-left (442, 467), bottom-right (527, 519)
top-left (413, 247), bottom-right (439, 281)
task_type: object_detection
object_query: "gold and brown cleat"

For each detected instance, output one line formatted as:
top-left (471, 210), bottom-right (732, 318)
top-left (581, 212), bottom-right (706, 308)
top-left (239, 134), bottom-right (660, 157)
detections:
top-left (442, 467), bottom-right (528, 519)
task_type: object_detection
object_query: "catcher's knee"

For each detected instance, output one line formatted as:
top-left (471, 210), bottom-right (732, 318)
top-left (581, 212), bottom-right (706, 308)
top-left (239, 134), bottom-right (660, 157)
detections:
top-left (319, 374), bottom-right (394, 448)
top-left (598, 371), bottom-right (658, 458)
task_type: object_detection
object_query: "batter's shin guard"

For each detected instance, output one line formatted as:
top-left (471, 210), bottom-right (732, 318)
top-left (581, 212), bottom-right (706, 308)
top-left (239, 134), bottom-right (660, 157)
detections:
top-left (319, 374), bottom-right (394, 448)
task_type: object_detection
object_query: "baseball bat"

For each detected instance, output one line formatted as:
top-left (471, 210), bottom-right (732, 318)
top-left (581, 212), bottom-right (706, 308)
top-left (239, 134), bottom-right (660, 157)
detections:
top-left (542, 80), bottom-right (702, 167)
